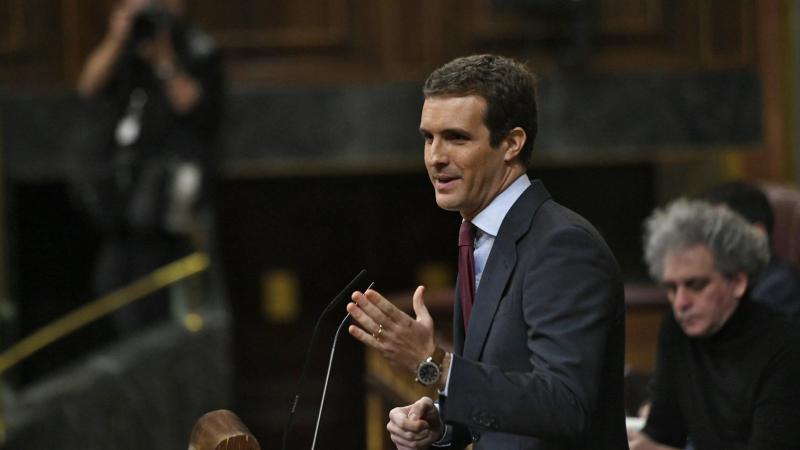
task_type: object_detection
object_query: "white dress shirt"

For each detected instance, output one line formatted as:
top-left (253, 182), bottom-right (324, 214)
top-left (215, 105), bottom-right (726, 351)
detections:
top-left (470, 174), bottom-right (531, 288)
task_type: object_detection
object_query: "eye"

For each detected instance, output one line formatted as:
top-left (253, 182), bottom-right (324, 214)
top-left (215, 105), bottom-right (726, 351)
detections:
top-left (420, 131), bottom-right (433, 144)
top-left (685, 277), bottom-right (711, 292)
top-left (443, 131), bottom-right (469, 142)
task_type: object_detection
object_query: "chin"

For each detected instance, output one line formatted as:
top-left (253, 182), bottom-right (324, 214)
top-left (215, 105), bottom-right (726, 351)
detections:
top-left (434, 196), bottom-right (461, 212)
top-left (683, 324), bottom-right (712, 338)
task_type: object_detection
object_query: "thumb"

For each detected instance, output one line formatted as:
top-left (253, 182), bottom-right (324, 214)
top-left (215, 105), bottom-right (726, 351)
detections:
top-left (412, 285), bottom-right (432, 325)
top-left (407, 397), bottom-right (432, 421)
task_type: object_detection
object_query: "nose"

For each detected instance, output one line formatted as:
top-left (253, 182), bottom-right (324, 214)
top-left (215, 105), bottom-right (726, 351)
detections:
top-left (671, 286), bottom-right (692, 313)
top-left (427, 137), bottom-right (448, 166)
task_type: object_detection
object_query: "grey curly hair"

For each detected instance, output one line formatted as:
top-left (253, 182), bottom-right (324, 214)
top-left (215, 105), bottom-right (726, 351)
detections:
top-left (643, 198), bottom-right (769, 282)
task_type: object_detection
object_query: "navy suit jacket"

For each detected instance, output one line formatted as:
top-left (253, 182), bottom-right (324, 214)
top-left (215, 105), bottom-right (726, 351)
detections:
top-left (440, 180), bottom-right (628, 450)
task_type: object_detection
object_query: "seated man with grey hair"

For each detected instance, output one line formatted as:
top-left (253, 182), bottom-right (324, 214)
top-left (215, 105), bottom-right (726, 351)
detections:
top-left (628, 199), bottom-right (800, 450)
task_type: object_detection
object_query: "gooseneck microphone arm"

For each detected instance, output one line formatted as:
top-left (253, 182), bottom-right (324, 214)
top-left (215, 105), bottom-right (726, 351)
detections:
top-left (310, 310), bottom-right (352, 450)
top-left (280, 269), bottom-right (370, 450)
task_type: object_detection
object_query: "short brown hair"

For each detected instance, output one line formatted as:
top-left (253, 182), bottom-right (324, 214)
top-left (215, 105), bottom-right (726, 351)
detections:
top-left (423, 54), bottom-right (538, 165)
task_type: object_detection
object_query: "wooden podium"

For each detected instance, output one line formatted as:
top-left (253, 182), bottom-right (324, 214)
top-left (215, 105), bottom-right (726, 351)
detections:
top-left (189, 410), bottom-right (261, 450)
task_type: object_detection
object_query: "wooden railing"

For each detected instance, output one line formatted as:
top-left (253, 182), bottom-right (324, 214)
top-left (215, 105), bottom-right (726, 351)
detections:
top-left (0, 251), bottom-right (210, 448)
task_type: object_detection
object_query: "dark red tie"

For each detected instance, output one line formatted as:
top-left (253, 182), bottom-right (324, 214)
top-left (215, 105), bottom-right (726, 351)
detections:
top-left (458, 221), bottom-right (477, 329)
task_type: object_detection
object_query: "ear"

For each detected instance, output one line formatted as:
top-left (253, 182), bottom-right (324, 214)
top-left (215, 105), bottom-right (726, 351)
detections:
top-left (752, 223), bottom-right (768, 236)
top-left (502, 127), bottom-right (527, 163)
top-left (729, 271), bottom-right (748, 299)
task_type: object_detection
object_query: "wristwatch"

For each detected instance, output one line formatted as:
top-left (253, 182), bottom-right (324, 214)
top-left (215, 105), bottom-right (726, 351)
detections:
top-left (415, 347), bottom-right (446, 387)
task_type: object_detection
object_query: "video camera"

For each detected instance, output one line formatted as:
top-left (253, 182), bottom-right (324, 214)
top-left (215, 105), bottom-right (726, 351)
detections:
top-left (131, 4), bottom-right (177, 42)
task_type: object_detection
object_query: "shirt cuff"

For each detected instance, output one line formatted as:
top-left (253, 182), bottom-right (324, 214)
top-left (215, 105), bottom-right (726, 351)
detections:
top-left (441, 353), bottom-right (454, 395)
top-left (431, 401), bottom-right (452, 447)
top-left (431, 424), bottom-right (452, 447)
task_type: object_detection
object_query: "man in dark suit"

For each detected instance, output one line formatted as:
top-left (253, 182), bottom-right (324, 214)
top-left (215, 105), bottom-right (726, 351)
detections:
top-left (346, 54), bottom-right (627, 449)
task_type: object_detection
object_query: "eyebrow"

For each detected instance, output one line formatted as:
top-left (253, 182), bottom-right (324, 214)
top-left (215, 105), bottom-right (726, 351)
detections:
top-left (661, 276), bottom-right (712, 292)
top-left (419, 127), bottom-right (472, 137)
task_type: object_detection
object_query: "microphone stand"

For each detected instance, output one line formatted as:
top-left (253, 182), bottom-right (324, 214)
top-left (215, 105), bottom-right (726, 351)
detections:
top-left (280, 270), bottom-right (370, 450)
top-left (310, 312), bottom-right (352, 450)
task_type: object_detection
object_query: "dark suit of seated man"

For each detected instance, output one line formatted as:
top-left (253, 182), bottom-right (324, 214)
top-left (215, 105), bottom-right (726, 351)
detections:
top-left (345, 54), bottom-right (628, 450)
top-left (628, 199), bottom-right (800, 450)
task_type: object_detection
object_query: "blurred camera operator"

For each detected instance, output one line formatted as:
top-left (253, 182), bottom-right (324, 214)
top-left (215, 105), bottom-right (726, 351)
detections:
top-left (72, 0), bottom-right (222, 336)
top-left (78, 0), bottom-right (213, 114)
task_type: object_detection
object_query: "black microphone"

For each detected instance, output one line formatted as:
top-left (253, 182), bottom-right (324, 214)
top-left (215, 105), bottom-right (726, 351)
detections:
top-left (280, 269), bottom-right (371, 450)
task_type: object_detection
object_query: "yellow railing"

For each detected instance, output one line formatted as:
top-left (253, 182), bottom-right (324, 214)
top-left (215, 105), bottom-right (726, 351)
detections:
top-left (0, 251), bottom-right (209, 376)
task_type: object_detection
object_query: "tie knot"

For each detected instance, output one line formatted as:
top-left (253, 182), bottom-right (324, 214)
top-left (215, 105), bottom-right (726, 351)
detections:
top-left (459, 221), bottom-right (476, 247)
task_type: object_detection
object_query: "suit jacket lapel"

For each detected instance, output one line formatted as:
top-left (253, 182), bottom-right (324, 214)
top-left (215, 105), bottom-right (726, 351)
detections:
top-left (462, 181), bottom-right (551, 361)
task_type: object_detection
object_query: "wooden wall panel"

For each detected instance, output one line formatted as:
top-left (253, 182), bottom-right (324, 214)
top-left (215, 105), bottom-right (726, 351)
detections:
top-left (374, 0), bottom-right (450, 76)
top-left (598, 0), bottom-right (663, 36)
top-left (188, 0), bottom-right (349, 49)
top-left (469, 0), bottom-right (572, 41)
top-left (0, 0), bottom-right (25, 55)
top-left (60, 0), bottom-right (115, 86)
top-left (0, 0), bottom-right (761, 86)
top-left (0, 0), bottom-right (64, 86)
top-left (731, 0), bottom-right (791, 181)
top-left (591, 0), bottom-right (756, 71)
top-left (470, 0), bottom-right (667, 41)
top-left (699, 0), bottom-right (753, 67)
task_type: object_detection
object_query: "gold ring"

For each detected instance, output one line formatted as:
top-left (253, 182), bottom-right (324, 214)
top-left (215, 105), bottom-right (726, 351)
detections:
top-left (375, 324), bottom-right (384, 342)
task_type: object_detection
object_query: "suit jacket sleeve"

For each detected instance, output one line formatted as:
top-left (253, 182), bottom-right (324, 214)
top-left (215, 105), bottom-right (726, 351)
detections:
top-left (442, 222), bottom-right (623, 443)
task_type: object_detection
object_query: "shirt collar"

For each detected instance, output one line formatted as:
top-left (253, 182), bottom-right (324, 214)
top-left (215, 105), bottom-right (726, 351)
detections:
top-left (470, 174), bottom-right (530, 237)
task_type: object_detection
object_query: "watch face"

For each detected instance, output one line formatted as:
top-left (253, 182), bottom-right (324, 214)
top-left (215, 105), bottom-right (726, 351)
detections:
top-left (417, 361), bottom-right (440, 385)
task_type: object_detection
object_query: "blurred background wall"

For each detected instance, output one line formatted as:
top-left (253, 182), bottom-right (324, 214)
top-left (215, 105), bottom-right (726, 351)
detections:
top-left (0, 0), bottom-right (797, 449)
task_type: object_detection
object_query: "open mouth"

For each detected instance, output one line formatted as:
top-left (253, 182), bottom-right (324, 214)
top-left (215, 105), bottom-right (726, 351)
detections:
top-left (435, 174), bottom-right (460, 190)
